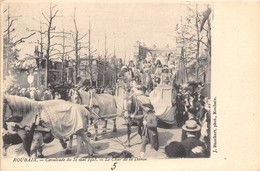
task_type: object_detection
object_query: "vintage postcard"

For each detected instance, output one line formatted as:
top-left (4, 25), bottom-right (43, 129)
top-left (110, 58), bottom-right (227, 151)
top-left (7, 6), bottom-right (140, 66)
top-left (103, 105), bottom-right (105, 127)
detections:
top-left (1, 0), bottom-right (259, 171)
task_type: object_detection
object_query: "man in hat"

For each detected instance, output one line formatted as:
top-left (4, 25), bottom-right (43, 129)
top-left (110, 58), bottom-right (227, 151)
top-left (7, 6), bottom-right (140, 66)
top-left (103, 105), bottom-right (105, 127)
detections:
top-left (182, 107), bottom-right (200, 140)
top-left (182, 107), bottom-right (198, 137)
top-left (165, 141), bottom-right (186, 158)
top-left (181, 120), bottom-right (206, 158)
top-left (140, 106), bottom-right (159, 159)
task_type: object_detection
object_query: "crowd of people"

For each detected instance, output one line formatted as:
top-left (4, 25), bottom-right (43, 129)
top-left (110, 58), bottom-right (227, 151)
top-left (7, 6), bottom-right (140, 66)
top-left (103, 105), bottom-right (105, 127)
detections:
top-left (4, 80), bottom-right (117, 102)
top-left (118, 57), bottom-right (176, 95)
top-left (4, 84), bottom-right (53, 101)
top-left (76, 83), bottom-right (116, 96)
top-left (3, 56), bottom-right (210, 159)
top-left (117, 58), bottom-right (210, 158)
top-left (164, 82), bottom-right (210, 158)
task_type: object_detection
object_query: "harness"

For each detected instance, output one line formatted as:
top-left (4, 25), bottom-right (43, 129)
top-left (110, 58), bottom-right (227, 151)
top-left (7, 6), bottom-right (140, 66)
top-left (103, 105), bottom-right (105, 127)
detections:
top-left (76, 90), bottom-right (101, 123)
top-left (77, 90), bottom-right (99, 108)
top-left (3, 99), bottom-right (39, 135)
top-left (126, 93), bottom-right (153, 121)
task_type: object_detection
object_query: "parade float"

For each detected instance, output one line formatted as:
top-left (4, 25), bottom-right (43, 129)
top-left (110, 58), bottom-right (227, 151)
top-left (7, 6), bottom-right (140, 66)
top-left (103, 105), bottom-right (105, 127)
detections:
top-left (149, 84), bottom-right (176, 128)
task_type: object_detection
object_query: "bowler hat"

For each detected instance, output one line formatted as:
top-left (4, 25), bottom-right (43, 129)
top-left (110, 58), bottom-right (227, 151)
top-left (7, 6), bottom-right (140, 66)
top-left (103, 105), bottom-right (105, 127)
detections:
top-left (182, 120), bottom-right (201, 132)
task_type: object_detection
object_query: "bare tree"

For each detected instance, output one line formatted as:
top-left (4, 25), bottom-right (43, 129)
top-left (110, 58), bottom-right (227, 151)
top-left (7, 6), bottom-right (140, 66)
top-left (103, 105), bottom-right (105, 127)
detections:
top-left (26, 3), bottom-right (66, 87)
top-left (3, 4), bottom-right (36, 76)
top-left (39, 4), bottom-right (64, 87)
top-left (175, 4), bottom-right (211, 82)
top-left (87, 19), bottom-right (98, 86)
top-left (70, 8), bottom-right (88, 84)
top-left (54, 28), bottom-right (72, 82)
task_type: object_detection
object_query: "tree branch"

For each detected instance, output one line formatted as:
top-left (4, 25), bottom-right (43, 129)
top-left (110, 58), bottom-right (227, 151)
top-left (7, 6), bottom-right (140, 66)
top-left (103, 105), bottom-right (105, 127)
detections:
top-left (50, 35), bottom-right (63, 39)
top-left (27, 28), bottom-right (48, 35)
top-left (65, 49), bottom-right (75, 54)
top-left (90, 49), bottom-right (97, 55)
top-left (199, 39), bottom-right (209, 48)
top-left (51, 10), bottom-right (59, 20)
top-left (4, 19), bottom-right (17, 33)
top-left (73, 8), bottom-right (78, 32)
top-left (78, 32), bottom-right (88, 40)
top-left (71, 34), bottom-right (76, 43)
top-left (50, 43), bottom-right (58, 47)
top-left (13, 32), bottom-right (36, 46)
top-left (49, 52), bottom-right (62, 57)
top-left (49, 47), bottom-right (54, 54)
top-left (41, 12), bottom-right (50, 23)
top-left (50, 4), bottom-right (58, 11)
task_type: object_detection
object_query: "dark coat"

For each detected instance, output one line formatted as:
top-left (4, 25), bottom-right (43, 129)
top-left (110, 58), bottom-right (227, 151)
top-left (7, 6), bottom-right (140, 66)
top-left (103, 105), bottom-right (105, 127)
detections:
top-left (143, 113), bottom-right (159, 151)
top-left (181, 136), bottom-right (206, 158)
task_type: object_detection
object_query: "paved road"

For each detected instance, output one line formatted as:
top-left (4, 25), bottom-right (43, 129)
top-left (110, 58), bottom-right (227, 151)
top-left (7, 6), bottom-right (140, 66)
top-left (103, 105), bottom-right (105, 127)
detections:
top-left (41, 117), bottom-right (182, 159)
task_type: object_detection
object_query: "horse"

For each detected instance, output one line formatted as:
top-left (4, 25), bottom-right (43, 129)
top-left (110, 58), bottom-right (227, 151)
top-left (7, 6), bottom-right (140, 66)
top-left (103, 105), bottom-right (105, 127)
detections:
top-left (71, 89), bottom-right (117, 141)
top-left (3, 94), bottom-right (50, 157)
top-left (2, 131), bottom-right (45, 158)
top-left (123, 88), bottom-right (154, 147)
top-left (3, 95), bottom-right (94, 158)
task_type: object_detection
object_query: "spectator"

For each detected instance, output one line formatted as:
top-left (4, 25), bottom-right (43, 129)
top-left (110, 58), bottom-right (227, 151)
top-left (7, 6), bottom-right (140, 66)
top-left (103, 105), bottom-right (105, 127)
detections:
top-left (181, 120), bottom-right (206, 158)
top-left (181, 107), bottom-right (200, 140)
top-left (54, 92), bottom-right (61, 99)
top-left (165, 141), bottom-right (186, 158)
top-left (140, 107), bottom-right (158, 159)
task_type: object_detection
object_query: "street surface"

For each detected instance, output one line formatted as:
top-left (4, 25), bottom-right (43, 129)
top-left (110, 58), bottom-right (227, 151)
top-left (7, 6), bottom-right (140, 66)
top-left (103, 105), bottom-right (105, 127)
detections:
top-left (40, 116), bottom-right (182, 159)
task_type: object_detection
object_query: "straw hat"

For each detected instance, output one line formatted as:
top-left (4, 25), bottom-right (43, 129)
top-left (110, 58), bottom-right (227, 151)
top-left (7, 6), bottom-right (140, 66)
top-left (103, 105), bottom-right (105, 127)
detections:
top-left (182, 120), bottom-right (201, 132)
top-left (121, 66), bottom-right (127, 71)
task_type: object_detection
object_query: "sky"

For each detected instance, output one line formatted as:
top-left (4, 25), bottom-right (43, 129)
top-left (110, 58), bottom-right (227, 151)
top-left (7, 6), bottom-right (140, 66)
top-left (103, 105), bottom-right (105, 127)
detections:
top-left (3, 1), bottom-right (208, 63)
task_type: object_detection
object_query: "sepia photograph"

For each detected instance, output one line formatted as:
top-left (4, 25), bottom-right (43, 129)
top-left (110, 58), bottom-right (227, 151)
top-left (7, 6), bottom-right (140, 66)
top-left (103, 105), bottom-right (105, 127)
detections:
top-left (2, 1), bottom-right (211, 159)
top-left (1, 0), bottom-right (259, 171)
